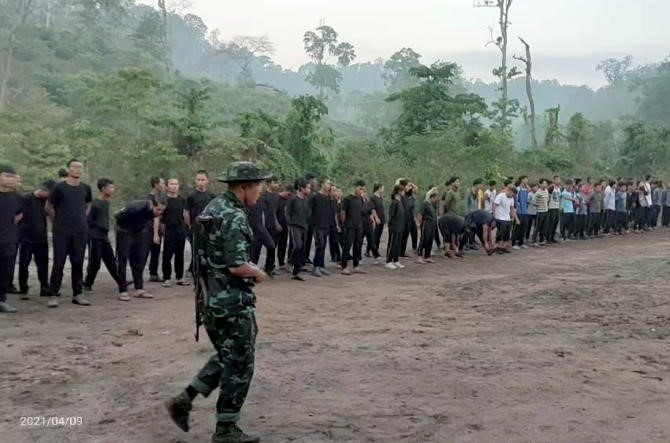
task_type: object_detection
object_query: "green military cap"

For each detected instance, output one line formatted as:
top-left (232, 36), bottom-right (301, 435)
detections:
top-left (217, 161), bottom-right (273, 183)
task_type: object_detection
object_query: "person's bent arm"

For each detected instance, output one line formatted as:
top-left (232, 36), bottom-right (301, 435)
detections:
top-left (153, 216), bottom-right (160, 244)
top-left (229, 263), bottom-right (266, 283)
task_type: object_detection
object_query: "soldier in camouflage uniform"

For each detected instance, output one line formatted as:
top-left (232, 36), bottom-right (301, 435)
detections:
top-left (166, 161), bottom-right (271, 443)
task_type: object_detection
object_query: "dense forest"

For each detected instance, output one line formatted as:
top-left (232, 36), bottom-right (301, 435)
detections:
top-left (1, 0), bottom-right (669, 200)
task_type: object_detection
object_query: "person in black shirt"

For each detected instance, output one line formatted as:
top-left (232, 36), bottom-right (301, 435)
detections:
top-left (185, 170), bottom-right (216, 275)
top-left (361, 192), bottom-right (381, 263)
top-left (303, 174), bottom-right (319, 265)
top-left (340, 180), bottom-right (367, 275)
top-left (464, 210), bottom-right (495, 254)
top-left (417, 189), bottom-right (439, 263)
top-left (0, 163), bottom-right (22, 313)
top-left (386, 185), bottom-right (406, 270)
top-left (116, 198), bottom-right (167, 300)
top-left (162, 178), bottom-right (190, 287)
top-left (146, 176), bottom-right (166, 282)
top-left (328, 186), bottom-right (342, 263)
top-left (83, 179), bottom-right (120, 293)
top-left (438, 212), bottom-right (466, 258)
top-left (276, 184), bottom-right (291, 269)
top-left (260, 177), bottom-right (282, 275)
top-left (310, 178), bottom-right (334, 277)
top-left (249, 194), bottom-right (275, 270)
top-left (47, 159), bottom-right (93, 308)
top-left (287, 178), bottom-right (311, 281)
top-left (401, 182), bottom-right (418, 257)
top-left (368, 183), bottom-right (385, 258)
top-left (18, 180), bottom-right (55, 299)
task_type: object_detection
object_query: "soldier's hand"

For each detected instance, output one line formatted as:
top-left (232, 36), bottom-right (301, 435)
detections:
top-left (153, 234), bottom-right (160, 245)
top-left (253, 269), bottom-right (267, 283)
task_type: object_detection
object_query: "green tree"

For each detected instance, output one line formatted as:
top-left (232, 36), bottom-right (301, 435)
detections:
top-left (618, 122), bottom-right (670, 177)
top-left (281, 95), bottom-right (329, 173)
top-left (566, 112), bottom-right (589, 154)
top-left (597, 55), bottom-right (633, 86)
top-left (543, 106), bottom-right (561, 146)
top-left (385, 61), bottom-right (487, 150)
top-left (383, 47), bottom-right (422, 92)
top-left (637, 61), bottom-right (670, 126)
top-left (302, 25), bottom-right (356, 97)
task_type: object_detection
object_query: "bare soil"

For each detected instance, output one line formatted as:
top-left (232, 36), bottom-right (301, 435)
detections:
top-left (2, 232), bottom-right (670, 443)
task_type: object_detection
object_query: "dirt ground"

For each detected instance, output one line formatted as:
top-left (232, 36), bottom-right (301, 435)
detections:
top-left (2, 232), bottom-right (670, 443)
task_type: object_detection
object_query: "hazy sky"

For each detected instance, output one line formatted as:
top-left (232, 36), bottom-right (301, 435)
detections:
top-left (142, 0), bottom-right (669, 87)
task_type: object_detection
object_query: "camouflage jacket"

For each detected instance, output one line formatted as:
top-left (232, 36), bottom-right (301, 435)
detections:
top-left (199, 191), bottom-right (255, 318)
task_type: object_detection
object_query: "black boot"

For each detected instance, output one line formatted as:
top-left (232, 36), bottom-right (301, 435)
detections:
top-left (211, 423), bottom-right (260, 443)
top-left (165, 391), bottom-right (192, 432)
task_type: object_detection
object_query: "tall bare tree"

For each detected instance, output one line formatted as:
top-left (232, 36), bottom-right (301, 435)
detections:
top-left (0, 0), bottom-right (34, 111)
top-left (484, 0), bottom-right (519, 132)
top-left (513, 37), bottom-right (538, 149)
top-left (223, 36), bottom-right (275, 86)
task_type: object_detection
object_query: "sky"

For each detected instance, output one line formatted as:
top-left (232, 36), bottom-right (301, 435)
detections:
top-left (141, 0), bottom-right (670, 87)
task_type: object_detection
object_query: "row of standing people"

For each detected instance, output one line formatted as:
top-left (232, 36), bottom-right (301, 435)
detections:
top-left (0, 160), bottom-right (221, 313)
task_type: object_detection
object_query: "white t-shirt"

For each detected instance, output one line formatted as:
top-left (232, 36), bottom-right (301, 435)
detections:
top-left (484, 189), bottom-right (497, 213)
top-left (493, 193), bottom-right (514, 221)
top-left (644, 182), bottom-right (652, 206)
top-left (603, 186), bottom-right (616, 211)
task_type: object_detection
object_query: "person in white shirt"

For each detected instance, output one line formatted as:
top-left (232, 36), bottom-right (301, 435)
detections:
top-left (643, 175), bottom-right (653, 228)
top-left (602, 179), bottom-right (616, 234)
top-left (492, 187), bottom-right (519, 254)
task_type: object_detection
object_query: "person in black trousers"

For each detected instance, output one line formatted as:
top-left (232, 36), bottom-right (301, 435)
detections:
top-left (310, 179), bottom-right (334, 277)
top-left (116, 198), bottom-right (167, 301)
top-left (287, 178), bottom-right (311, 281)
top-left (362, 192), bottom-right (381, 263)
top-left (340, 180), bottom-right (367, 275)
top-left (401, 183), bottom-right (418, 256)
top-left (146, 176), bottom-right (165, 282)
top-left (369, 183), bottom-right (386, 257)
top-left (260, 177), bottom-right (282, 275)
top-left (328, 185), bottom-right (342, 263)
top-left (162, 178), bottom-right (190, 287)
top-left (385, 184), bottom-right (406, 270)
top-left (47, 159), bottom-right (92, 308)
top-left (417, 188), bottom-right (438, 264)
top-left (249, 195), bottom-right (275, 270)
top-left (83, 178), bottom-right (120, 293)
top-left (303, 173), bottom-right (318, 264)
top-left (0, 163), bottom-right (22, 313)
top-left (17, 179), bottom-right (54, 300)
top-left (276, 184), bottom-right (291, 270)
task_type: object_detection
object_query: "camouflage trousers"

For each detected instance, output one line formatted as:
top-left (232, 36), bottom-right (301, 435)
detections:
top-left (189, 309), bottom-right (258, 423)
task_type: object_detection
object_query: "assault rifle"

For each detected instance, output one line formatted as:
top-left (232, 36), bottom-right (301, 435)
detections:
top-left (193, 215), bottom-right (215, 342)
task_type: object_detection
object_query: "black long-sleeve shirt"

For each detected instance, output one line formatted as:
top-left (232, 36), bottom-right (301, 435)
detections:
top-left (287, 195), bottom-right (310, 229)
top-left (309, 192), bottom-right (332, 229)
top-left (262, 191), bottom-right (280, 230)
top-left (388, 199), bottom-right (406, 233)
top-left (115, 200), bottom-right (154, 233)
